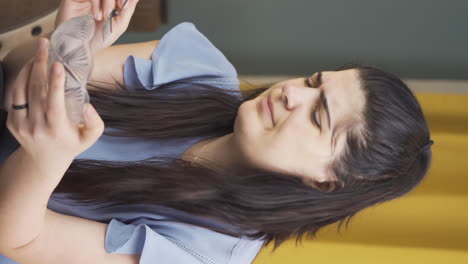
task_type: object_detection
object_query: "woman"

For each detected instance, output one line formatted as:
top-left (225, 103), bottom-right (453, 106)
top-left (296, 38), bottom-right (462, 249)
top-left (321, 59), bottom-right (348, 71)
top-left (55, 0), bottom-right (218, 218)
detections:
top-left (0, 0), bottom-right (433, 263)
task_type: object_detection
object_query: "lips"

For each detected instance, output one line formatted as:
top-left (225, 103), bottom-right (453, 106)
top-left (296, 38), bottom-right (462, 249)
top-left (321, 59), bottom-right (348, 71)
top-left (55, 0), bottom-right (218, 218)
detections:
top-left (267, 94), bottom-right (274, 125)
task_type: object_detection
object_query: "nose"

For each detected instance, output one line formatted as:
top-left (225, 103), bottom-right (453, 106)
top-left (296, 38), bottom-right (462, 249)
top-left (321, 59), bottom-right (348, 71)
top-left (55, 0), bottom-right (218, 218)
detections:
top-left (281, 83), bottom-right (320, 110)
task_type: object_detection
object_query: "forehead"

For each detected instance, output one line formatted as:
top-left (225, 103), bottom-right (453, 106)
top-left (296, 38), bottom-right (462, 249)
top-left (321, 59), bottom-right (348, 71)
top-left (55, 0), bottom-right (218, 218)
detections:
top-left (323, 69), bottom-right (364, 117)
top-left (323, 69), bottom-right (366, 153)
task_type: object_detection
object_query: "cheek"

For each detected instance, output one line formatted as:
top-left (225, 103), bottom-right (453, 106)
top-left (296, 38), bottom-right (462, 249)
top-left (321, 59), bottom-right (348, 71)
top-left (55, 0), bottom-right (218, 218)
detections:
top-left (273, 117), bottom-right (327, 159)
top-left (280, 112), bottom-right (321, 139)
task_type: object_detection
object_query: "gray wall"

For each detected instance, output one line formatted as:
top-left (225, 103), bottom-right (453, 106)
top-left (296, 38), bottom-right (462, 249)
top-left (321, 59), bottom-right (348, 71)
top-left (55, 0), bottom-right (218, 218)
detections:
top-left (116, 0), bottom-right (468, 80)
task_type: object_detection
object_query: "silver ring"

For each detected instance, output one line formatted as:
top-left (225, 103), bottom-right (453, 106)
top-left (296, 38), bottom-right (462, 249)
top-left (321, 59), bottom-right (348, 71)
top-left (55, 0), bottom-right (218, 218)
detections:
top-left (12, 103), bottom-right (29, 110)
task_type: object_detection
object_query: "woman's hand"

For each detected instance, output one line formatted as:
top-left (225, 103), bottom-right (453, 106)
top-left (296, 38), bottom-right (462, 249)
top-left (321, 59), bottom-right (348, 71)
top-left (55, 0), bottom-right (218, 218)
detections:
top-left (55, 0), bottom-right (140, 52)
top-left (5, 38), bottom-right (104, 162)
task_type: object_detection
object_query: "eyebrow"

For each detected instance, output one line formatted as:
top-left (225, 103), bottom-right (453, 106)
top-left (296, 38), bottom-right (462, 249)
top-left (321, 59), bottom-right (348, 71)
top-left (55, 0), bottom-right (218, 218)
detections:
top-left (316, 72), bottom-right (331, 130)
top-left (321, 90), bottom-right (331, 130)
top-left (316, 72), bottom-right (338, 153)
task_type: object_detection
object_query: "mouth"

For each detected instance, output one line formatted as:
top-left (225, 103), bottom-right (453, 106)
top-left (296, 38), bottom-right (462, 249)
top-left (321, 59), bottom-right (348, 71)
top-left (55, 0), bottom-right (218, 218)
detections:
top-left (261, 94), bottom-right (274, 125)
top-left (267, 94), bottom-right (275, 124)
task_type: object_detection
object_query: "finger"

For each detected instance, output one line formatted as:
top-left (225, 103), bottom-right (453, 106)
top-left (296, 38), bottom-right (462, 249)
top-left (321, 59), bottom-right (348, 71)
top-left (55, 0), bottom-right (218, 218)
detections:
top-left (102, 0), bottom-right (116, 20)
top-left (9, 60), bottom-right (33, 125)
top-left (46, 62), bottom-right (67, 128)
top-left (91, 0), bottom-right (102, 20)
top-left (80, 103), bottom-right (105, 146)
top-left (28, 38), bottom-right (49, 126)
top-left (121, 0), bottom-right (131, 10)
top-left (116, 0), bottom-right (138, 24)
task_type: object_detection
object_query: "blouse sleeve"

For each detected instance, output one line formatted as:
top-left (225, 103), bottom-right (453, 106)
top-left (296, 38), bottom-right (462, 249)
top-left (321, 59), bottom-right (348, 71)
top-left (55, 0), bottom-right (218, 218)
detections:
top-left (0, 218), bottom-right (264, 264)
top-left (105, 219), bottom-right (264, 264)
top-left (123, 22), bottom-right (240, 92)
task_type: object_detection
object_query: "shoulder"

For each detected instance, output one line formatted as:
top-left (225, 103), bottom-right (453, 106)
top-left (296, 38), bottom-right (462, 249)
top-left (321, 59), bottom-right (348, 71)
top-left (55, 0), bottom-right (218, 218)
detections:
top-left (107, 218), bottom-right (264, 264)
top-left (123, 22), bottom-right (239, 91)
top-left (0, 210), bottom-right (263, 264)
top-left (0, 209), bottom-right (140, 264)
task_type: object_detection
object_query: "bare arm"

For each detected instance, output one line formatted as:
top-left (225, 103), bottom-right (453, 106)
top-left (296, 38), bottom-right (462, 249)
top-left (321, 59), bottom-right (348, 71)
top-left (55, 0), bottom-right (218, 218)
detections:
top-left (0, 148), bottom-right (140, 263)
top-left (0, 39), bottom-right (141, 262)
top-left (2, 39), bottom-right (160, 109)
top-left (2, 38), bottom-right (160, 89)
top-left (0, 147), bottom-right (72, 249)
top-left (89, 40), bottom-right (160, 91)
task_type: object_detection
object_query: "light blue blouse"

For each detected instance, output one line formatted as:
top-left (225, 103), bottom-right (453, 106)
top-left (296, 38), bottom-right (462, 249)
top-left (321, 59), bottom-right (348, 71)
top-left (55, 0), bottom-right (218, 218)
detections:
top-left (0, 22), bottom-right (264, 264)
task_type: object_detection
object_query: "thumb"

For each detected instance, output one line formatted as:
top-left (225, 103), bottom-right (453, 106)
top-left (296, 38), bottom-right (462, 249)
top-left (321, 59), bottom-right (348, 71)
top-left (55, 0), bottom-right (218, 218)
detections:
top-left (81, 103), bottom-right (105, 144)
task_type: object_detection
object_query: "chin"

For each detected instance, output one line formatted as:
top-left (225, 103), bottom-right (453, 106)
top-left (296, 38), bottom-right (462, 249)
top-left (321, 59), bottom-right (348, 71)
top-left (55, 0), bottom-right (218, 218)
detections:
top-left (234, 100), bottom-right (263, 139)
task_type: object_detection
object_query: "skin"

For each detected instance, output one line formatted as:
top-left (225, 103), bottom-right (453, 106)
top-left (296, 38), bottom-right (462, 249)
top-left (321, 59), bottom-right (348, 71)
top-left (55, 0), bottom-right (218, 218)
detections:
top-left (182, 69), bottom-right (367, 192)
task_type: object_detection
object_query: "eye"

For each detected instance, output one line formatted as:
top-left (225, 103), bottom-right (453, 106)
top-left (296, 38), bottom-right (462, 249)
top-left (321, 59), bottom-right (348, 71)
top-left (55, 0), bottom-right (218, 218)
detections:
top-left (305, 77), bottom-right (322, 130)
top-left (305, 76), bottom-right (319, 88)
top-left (312, 105), bottom-right (321, 130)
top-left (305, 78), bottom-right (314, 88)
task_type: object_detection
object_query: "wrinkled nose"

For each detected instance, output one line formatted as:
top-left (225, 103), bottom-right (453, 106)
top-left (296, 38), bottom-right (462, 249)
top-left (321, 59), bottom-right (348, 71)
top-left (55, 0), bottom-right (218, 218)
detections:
top-left (282, 84), bottom-right (303, 109)
top-left (282, 83), bottom-right (319, 109)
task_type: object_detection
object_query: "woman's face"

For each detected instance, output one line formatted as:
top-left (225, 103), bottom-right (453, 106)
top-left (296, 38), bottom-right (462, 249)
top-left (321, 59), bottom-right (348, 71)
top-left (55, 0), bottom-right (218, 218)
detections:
top-left (234, 69), bottom-right (366, 191)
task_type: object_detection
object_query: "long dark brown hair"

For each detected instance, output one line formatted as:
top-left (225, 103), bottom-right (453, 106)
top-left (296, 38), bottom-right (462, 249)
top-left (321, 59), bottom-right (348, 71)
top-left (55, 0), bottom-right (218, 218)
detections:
top-left (53, 63), bottom-right (433, 251)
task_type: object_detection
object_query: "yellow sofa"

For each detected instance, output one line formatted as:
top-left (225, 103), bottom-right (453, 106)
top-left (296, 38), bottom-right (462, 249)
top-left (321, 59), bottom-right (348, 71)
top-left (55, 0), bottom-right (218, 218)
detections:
top-left (244, 92), bottom-right (468, 264)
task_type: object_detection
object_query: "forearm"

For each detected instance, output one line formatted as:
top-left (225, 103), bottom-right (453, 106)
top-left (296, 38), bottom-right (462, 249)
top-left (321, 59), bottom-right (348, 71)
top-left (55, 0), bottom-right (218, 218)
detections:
top-left (89, 40), bottom-right (160, 91)
top-left (0, 147), bottom-right (72, 249)
top-left (3, 33), bottom-right (159, 93)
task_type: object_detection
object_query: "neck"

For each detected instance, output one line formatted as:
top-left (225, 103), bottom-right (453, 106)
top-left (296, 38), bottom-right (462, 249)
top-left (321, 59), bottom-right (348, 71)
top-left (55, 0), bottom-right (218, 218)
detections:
top-left (181, 133), bottom-right (254, 174)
